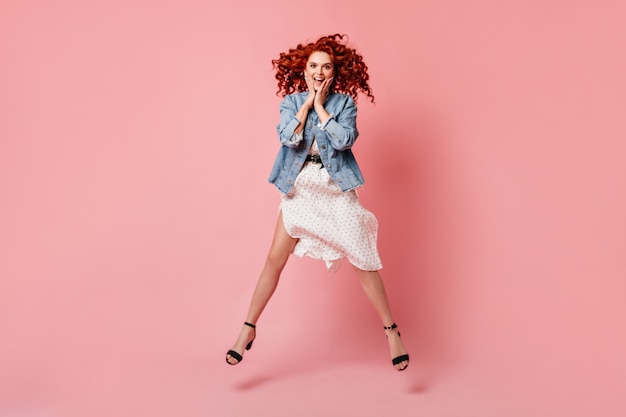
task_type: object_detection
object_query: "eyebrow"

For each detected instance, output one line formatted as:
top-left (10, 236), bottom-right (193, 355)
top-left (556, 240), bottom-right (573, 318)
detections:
top-left (309, 61), bottom-right (333, 65)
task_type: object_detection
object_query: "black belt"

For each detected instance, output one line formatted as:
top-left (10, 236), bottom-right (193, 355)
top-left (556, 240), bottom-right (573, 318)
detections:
top-left (305, 154), bottom-right (324, 167)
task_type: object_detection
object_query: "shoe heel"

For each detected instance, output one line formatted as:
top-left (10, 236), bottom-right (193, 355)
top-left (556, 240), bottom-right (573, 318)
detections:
top-left (384, 323), bottom-right (409, 371)
top-left (225, 322), bottom-right (257, 366)
top-left (244, 321), bottom-right (256, 350)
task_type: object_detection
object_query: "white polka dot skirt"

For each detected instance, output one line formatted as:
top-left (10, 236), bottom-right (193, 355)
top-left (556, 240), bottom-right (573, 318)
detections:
top-left (281, 161), bottom-right (383, 272)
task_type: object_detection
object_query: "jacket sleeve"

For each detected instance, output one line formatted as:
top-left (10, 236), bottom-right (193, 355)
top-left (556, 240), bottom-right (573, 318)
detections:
top-left (321, 95), bottom-right (359, 151)
top-left (276, 95), bottom-right (303, 148)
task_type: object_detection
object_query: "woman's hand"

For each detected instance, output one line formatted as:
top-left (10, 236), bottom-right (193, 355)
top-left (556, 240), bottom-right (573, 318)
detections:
top-left (294, 74), bottom-right (316, 134)
top-left (314, 77), bottom-right (333, 108)
top-left (304, 74), bottom-right (316, 107)
top-left (313, 77), bottom-right (333, 124)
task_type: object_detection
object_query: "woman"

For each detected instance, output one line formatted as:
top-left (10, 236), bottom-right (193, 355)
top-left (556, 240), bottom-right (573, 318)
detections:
top-left (225, 34), bottom-right (409, 371)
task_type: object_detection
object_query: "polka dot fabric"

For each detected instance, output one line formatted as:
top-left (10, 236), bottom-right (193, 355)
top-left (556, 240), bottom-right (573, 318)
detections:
top-left (281, 159), bottom-right (383, 273)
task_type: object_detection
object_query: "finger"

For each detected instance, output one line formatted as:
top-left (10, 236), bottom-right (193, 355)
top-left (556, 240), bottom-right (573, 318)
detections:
top-left (323, 78), bottom-right (333, 93)
top-left (304, 76), bottom-right (315, 93)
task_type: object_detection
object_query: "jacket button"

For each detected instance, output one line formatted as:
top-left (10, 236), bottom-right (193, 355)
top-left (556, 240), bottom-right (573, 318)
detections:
top-left (321, 145), bottom-right (326, 149)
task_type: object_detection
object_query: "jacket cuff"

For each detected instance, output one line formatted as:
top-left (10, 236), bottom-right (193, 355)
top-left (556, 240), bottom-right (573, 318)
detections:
top-left (287, 131), bottom-right (303, 146)
top-left (320, 113), bottom-right (336, 130)
top-left (283, 117), bottom-right (303, 146)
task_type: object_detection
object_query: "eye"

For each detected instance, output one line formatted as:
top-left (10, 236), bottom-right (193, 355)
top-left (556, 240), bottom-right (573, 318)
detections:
top-left (324, 65), bottom-right (332, 70)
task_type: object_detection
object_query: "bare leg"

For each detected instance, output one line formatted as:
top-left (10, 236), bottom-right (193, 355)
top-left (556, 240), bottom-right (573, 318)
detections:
top-left (226, 210), bottom-right (298, 365)
top-left (353, 267), bottom-right (409, 371)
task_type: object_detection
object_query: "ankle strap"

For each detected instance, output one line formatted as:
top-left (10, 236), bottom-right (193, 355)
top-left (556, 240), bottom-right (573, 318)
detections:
top-left (383, 323), bottom-right (397, 330)
top-left (244, 321), bottom-right (256, 329)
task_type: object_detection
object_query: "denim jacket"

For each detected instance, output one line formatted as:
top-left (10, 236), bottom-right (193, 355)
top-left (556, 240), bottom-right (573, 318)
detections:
top-left (268, 92), bottom-right (365, 194)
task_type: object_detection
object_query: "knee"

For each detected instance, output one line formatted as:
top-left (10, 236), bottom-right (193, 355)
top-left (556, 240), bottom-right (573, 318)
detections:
top-left (353, 264), bottom-right (376, 275)
top-left (355, 268), bottom-right (382, 284)
top-left (264, 252), bottom-right (289, 274)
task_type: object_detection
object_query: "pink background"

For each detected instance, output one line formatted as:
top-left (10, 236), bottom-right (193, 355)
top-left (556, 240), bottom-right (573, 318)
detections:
top-left (2, 1), bottom-right (625, 416)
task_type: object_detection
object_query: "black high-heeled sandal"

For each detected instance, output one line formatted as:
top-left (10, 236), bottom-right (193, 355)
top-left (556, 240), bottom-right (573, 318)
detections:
top-left (225, 322), bottom-right (256, 365)
top-left (384, 323), bottom-right (409, 371)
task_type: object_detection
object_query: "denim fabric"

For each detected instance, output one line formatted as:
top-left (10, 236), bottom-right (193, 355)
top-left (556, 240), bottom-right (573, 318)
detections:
top-left (268, 92), bottom-right (365, 194)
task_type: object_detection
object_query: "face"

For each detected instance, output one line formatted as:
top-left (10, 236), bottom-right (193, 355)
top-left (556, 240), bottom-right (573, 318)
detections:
top-left (305, 51), bottom-right (335, 91)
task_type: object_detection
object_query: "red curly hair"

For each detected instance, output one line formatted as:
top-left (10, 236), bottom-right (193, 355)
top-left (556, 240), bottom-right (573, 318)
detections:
top-left (272, 34), bottom-right (375, 103)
